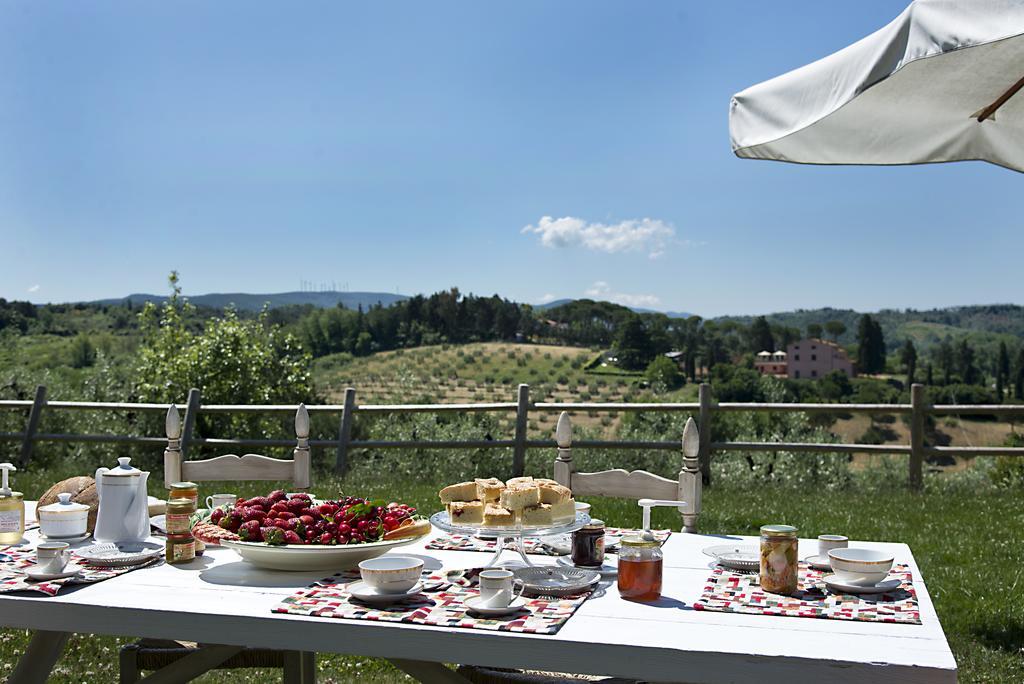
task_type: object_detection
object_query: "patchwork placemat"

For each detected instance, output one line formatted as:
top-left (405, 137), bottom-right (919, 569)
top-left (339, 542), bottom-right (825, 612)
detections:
top-left (0, 544), bottom-right (163, 596)
top-left (694, 562), bottom-right (920, 625)
top-left (425, 528), bottom-right (671, 556)
top-left (273, 568), bottom-right (593, 634)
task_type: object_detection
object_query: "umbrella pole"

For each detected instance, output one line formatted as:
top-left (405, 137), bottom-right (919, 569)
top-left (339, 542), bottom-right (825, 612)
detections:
top-left (975, 74), bottom-right (1024, 122)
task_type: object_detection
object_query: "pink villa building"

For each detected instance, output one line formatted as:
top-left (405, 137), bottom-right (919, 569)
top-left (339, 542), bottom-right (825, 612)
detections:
top-left (785, 338), bottom-right (855, 379)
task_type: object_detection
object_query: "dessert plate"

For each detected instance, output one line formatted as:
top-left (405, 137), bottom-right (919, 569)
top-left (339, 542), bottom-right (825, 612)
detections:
top-left (24, 562), bottom-right (83, 581)
top-left (465, 595), bottom-right (528, 616)
top-left (803, 554), bottom-right (833, 571)
top-left (556, 555), bottom-right (618, 577)
top-left (348, 581), bottom-right (424, 605)
top-left (513, 566), bottom-right (600, 596)
top-left (702, 544), bottom-right (759, 572)
top-left (823, 574), bottom-right (902, 595)
top-left (77, 542), bottom-right (163, 567)
top-left (39, 531), bottom-right (91, 545)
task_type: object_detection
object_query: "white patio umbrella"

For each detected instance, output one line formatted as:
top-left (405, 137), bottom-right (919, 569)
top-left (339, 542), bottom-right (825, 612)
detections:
top-left (730, 0), bottom-right (1024, 172)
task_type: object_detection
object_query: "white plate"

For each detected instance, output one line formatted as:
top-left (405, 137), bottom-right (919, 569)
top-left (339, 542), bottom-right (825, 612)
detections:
top-left (513, 566), bottom-right (600, 596)
top-left (465, 595), bottom-right (528, 616)
top-left (804, 554), bottom-right (833, 571)
top-left (39, 531), bottom-right (91, 545)
top-left (220, 534), bottom-right (427, 571)
top-left (24, 562), bottom-right (83, 581)
top-left (823, 574), bottom-right (903, 595)
top-left (702, 544), bottom-right (759, 571)
top-left (348, 580), bottom-right (424, 605)
top-left (556, 555), bottom-right (618, 577)
top-left (77, 542), bottom-right (163, 567)
top-left (150, 515), bottom-right (167, 534)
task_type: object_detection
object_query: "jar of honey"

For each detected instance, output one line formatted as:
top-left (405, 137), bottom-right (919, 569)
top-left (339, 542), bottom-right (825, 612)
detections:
top-left (165, 532), bottom-right (196, 565)
top-left (760, 524), bottom-right (799, 595)
top-left (165, 498), bottom-right (195, 535)
top-left (168, 482), bottom-right (198, 508)
top-left (617, 534), bottom-right (663, 601)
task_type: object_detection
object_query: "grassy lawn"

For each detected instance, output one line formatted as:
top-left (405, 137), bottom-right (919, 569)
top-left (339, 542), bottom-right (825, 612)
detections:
top-left (2, 460), bottom-right (1021, 683)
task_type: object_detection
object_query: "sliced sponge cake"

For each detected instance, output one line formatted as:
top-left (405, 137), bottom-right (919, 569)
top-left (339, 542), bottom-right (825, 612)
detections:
top-left (499, 483), bottom-right (541, 511)
top-left (439, 481), bottom-right (478, 504)
top-left (474, 477), bottom-right (505, 502)
top-left (447, 501), bottom-right (484, 525)
top-left (482, 503), bottom-right (515, 527)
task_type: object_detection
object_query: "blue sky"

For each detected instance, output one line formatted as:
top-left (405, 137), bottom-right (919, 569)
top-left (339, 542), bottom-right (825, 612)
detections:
top-left (1, 1), bottom-right (1020, 317)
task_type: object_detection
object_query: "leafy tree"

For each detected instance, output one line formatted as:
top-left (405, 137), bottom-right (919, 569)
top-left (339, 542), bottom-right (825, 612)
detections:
top-left (69, 335), bottom-right (97, 369)
top-left (644, 356), bottom-right (685, 392)
top-left (824, 320), bottom-right (846, 340)
top-left (956, 338), bottom-right (978, 385)
top-left (925, 362), bottom-right (934, 386)
top-left (806, 323), bottom-right (823, 339)
top-left (749, 316), bottom-right (774, 353)
top-left (900, 339), bottom-right (917, 387)
top-left (935, 337), bottom-right (955, 384)
top-left (1016, 346), bottom-right (1024, 400)
top-left (996, 341), bottom-right (1010, 401)
top-left (855, 315), bottom-right (885, 374)
top-left (818, 370), bottom-right (853, 401)
top-left (614, 315), bottom-right (654, 370)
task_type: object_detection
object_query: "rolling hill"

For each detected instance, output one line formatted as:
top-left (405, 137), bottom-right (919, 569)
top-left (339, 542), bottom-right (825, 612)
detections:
top-left (92, 290), bottom-right (408, 312)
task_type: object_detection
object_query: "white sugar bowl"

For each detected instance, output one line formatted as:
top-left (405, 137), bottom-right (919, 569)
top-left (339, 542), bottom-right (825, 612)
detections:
top-left (38, 492), bottom-right (90, 539)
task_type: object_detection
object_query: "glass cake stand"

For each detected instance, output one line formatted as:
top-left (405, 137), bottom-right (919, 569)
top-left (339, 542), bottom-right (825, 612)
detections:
top-left (429, 511), bottom-right (590, 567)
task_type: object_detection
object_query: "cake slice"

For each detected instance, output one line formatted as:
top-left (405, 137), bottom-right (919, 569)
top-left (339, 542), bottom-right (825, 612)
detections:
top-left (550, 498), bottom-right (577, 522)
top-left (439, 481), bottom-right (478, 504)
top-left (499, 483), bottom-right (541, 511)
top-left (447, 501), bottom-right (484, 525)
top-left (534, 478), bottom-right (560, 487)
top-left (474, 477), bottom-right (505, 502)
top-left (520, 503), bottom-right (554, 526)
top-left (537, 482), bottom-right (572, 505)
top-left (505, 476), bottom-right (534, 487)
top-left (482, 503), bottom-right (515, 527)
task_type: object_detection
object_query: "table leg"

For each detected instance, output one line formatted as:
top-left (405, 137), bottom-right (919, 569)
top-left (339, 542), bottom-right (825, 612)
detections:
top-left (8, 630), bottom-right (71, 684)
top-left (388, 659), bottom-right (473, 684)
top-left (283, 650), bottom-right (316, 684)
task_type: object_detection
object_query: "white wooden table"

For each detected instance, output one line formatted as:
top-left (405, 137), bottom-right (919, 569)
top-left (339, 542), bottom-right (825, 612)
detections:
top-left (1, 505), bottom-right (957, 684)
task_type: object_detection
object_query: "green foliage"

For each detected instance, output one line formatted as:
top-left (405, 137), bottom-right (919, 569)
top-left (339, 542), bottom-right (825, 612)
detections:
top-left (644, 356), bottom-right (685, 392)
top-left (856, 314), bottom-right (886, 373)
top-left (711, 363), bottom-right (765, 402)
top-left (749, 316), bottom-right (774, 353)
top-left (614, 315), bottom-right (654, 370)
top-left (990, 432), bottom-right (1024, 487)
top-left (68, 335), bottom-right (97, 368)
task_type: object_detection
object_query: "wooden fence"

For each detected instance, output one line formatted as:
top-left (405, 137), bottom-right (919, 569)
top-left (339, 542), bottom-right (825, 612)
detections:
top-left (2, 383), bottom-right (1023, 489)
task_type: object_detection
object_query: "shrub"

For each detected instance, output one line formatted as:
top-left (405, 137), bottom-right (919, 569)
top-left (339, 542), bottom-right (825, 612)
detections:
top-left (645, 357), bottom-right (685, 392)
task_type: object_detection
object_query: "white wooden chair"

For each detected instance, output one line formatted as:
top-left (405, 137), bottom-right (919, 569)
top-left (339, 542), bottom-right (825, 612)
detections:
top-left (120, 403), bottom-right (314, 684)
top-left (458, 413), bottom-right (702, 684)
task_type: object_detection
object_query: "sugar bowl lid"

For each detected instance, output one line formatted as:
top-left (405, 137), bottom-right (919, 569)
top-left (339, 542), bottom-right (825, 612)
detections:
top-left (39, 492), bottom-right (90, 514)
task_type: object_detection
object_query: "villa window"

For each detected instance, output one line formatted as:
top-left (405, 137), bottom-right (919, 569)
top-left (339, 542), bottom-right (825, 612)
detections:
top-left (794, 354), bottom-right (800, 361)
top-left (811, 370), bottom-right (818, 378)
top-left (811, 354), bottom-right (817, 361)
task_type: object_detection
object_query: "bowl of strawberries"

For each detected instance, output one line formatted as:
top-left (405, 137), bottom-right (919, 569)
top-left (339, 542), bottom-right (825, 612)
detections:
top-left (209, 490), bottom-right (431, 571)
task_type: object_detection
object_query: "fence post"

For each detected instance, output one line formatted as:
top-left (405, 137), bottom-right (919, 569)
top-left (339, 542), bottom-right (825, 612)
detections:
top-left (512, 384), bottom-right (530, 477)
top-left (335, 387), bottom-right (357, 475)
top-left (698, 383), bottom-right (713, 486)
top-left (910, 383), bottom-right (926, 490)
top-left (18, 385), bottom-right (47, 467)
top-left (180, 388), bottom-right (202, 460)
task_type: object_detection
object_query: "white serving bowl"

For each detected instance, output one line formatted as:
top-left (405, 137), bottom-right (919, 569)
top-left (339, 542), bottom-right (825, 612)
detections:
top-left (828, 548), bottom-right (894, 586)
top-left (38, 493), bottom-right (90, 539)
top-left (358, 555), bottom-right (424, 593)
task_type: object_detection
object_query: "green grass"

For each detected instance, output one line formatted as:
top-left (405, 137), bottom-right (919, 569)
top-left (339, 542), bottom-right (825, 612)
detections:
top-left (2, 462), bottom-right (1022, 683)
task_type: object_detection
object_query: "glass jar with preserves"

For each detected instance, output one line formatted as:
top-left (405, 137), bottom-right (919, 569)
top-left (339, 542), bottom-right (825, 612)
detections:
top-left (168, 482), bottom-right (198, 508)
top-left (760, 524), bottom-right (799, 595)
top-left (571, 519), bottom-right (605, 567)
top-left (166, 532), bottom-right (196, 564)
top-left (165, 498), bottom-right (195, 535)
top-left (617, 534), bottom-right (663, 601)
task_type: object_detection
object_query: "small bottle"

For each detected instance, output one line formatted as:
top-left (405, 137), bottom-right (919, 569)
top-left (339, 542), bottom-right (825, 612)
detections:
top-left (571, 519), bottom-right (605, 567)
top-left (0, 463), bottom-right (25, 545)
top-left (165, 498), bottom-right (196, 535)
top-left (165, 532), bottom-right (196, 564)
top-left (618, 534), bottom-right (663, 601)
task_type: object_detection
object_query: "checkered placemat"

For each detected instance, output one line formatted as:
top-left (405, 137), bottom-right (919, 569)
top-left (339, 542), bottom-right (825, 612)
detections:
top-left (694, 563), bottom-right (920, 625)
top-left (0, 544), bottom-right (163, 596)
top-left (273, 568), bottom-right (593, 635)
top-left (425, 528), bottom-right (671, 555)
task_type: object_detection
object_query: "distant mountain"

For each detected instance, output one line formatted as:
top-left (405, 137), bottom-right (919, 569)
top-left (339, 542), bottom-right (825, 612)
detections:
top-left (536, 299), bottom-right (695, 319)
top-left (92, 291), bottom-right (408, 312)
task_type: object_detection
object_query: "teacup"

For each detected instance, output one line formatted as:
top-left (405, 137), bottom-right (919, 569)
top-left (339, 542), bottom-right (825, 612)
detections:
top-left (828, 548), bottom-right (893, 586)
top-left (358, 556), bottom-right (423, 594)
top-left (36, 541), bottom-right (71, 574)
top-left (818, 534), bottom-right (848, 556)
top-left (205, 494), bottom-right (237, 510)
top-left (574, 501), bottom-right (592, 517)
top-left (478, 569), bottom-right (523, 608)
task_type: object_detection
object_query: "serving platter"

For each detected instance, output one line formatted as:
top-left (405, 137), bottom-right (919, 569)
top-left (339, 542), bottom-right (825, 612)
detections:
top-left (220, 534), bottom-right (427, 571)
top-left (429, 511), bottom-right (589, 538)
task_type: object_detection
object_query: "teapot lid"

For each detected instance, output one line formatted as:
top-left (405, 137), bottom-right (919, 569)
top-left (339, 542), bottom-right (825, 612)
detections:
top-left (39, 492), bottom-right (90, 514)
top-left (104, 457), bottom-right (142, 477)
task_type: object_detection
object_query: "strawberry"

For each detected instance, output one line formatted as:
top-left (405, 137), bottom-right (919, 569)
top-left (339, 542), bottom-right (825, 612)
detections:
top-left (210, 508), bottom-right (226, 525)
top-left (317, 503), bottom-right (338, 517)
top-left (275, 511), bottom-right (297, 520)
top-left (299, 515), bottom-right (315, 527)
top-left (238, 520), bottom-right (263, 542)
top-left (268, 489), bottom-right (287, 503)
top-left (289, 492), bottom-right (312, 503)
top-left (244, 496), bottom-right (271, 510)
top-left (219, 511), bottom-right (242, 532)
top-left (282, 530), bottom-right (302, 544)
top-left (286, 498), bottom-right (306, 512)
top-left (240, 506), bottom-right (264, 523)
top-left (261, 526), bottom-right (285, 545)
top-left (299, 508), bottom-right (315, 518)
top-left (273, 519), bottom-right (291, 530)
top-left (270, 502), bottom-right (289, 514)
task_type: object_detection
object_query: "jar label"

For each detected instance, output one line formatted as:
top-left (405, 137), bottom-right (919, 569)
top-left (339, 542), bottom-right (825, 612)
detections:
top-left (169, 540), bottom-right (195, 563)
top-left (165, 513), bottom-right (191, 534)
top-left (0, 509), bottom-right (20, 532)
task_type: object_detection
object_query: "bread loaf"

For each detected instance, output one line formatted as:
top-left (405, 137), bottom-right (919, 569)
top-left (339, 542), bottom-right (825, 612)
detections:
top-left (38, 476), bottom-right (99, 532)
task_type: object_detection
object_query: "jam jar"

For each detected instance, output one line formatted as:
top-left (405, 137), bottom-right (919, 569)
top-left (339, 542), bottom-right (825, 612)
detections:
top-left (617, 534), bottom-right (663, 601)
top-left (571, 519), bottom-right (605, 567)
top-left (760, 524), bottom-right (799, 595)
top-left (165, 498), bottom-right (195, 535)
top-left (168, 482), bottom-right (198, 508)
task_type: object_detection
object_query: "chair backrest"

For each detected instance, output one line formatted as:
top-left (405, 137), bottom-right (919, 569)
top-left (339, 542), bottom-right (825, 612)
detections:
top-left (552, 411), bottom-right (702, 532)
top-left (162, 404), bottom-right (311, 490)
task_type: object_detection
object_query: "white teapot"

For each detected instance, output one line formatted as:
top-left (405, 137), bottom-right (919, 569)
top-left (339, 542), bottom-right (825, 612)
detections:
top-left (93, 457), bottom-right (150, 543)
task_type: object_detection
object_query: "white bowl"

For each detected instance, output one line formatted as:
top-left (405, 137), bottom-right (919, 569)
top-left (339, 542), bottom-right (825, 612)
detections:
top-left (828, 548), bottom-right (893, 586)
top-left (220, 536), bottom-right (425, 572)
top-left (358, 555), bottom-right (424, 593)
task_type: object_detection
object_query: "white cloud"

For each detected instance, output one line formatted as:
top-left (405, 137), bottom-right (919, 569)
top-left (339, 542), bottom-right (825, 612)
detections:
top-left (27, 284), bottom-right (40, 293)
top-left (584, 281), bottom-right (660, 309)
top-left (539, 293), bottom-right (557, 303)
top-left (522, 216), bottom-right (676, 259)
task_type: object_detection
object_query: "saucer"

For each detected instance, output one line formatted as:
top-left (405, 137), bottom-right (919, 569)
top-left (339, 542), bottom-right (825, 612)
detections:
top-left (465, 595), bottom-right (528, 616)
top-left (24, 562), bottom-right (83, 581)
top-left (348, 581), bottom-right (424, 605)
top-left (803, 554), bottom-right (833, 571)
top-left (39, 531), bottom-right (91, 545)
top-left (556, 555), bottom-right (618, 577)
top-left (823, 574), bottom-right (902, 595)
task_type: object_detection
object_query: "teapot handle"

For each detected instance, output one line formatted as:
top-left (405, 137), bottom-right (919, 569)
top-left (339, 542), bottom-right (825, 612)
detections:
top-left (94, 468), bottom-right (107, 496)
